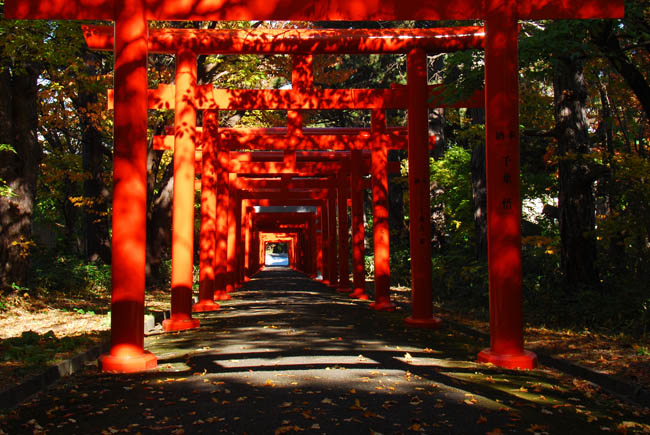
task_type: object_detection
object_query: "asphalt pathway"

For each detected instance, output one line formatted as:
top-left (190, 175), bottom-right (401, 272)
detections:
top-left (1, 268), bottom-right (649, 434)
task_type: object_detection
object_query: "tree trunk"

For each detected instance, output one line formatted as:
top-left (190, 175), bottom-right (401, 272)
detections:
top-left (146, 146), bottom-right (174, 287)
top-left (388, 150), bottom-right (406, 238)
top-left (590, 21), bottom-right (650, 126)
top-left (0, 63), bottom-right (41, 290)
top-left (76, 49), bottom-right (111, 263)
top-left (554, 55), bottom-right (599, 290)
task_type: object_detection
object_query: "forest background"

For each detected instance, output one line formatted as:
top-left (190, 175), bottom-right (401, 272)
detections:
top-left (1, 2), bottom-right (649, 355)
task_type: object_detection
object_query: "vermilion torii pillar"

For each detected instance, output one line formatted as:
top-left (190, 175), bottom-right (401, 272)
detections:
top-left (404, 48), bottom-right (442, 328)
top-left (369, 110), bottom-right (395, 311)
top-left (162, 48), bottom-right (202, 331)
top-left (194, 110), bottom-right (221, 312)
top-left (349, 149), bottom-right (368, 300)
top-left (99, 0), bottom-right (156, 373)
top-left (7, 0), bottom-right (623, 372)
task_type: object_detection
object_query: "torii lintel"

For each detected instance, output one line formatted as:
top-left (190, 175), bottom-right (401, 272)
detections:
top-left (5, 0), bottom-right (623, 22)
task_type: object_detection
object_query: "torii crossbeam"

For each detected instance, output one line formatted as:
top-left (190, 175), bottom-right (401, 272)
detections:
top-left (5, 0), bottom-right (624, 373)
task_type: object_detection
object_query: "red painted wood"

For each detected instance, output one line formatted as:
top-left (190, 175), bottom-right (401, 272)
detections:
top-left (164, 48), bottom-right (201, 332)
top-left (194, 111), bottom-right (220, 312)
top-left (226, 173), bottom-right (237, 293)
top-left (337, 175), bottom-right (351, 292)
top-left (327, 190), bottom-right (338, 286)
top-left (84, 25), bottom-right (484, 54)
top-left (110, 85), bottom-right (482, 115)
top-left (214, 143), bottom-right (231, 301)
top-left (369, 110), bottom-right (395, 312)
top-left (98, 0), bottom-right (156, 373)
top-left (403, 48), bottom-right (441, 329)
top-left (349, 150), bottom-right (368, 300)
top-left (6, 0), bottom-right (623, 21)
top-left (478, 0), bottom-right (537, 369)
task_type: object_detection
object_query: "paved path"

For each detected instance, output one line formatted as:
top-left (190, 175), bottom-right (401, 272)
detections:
top-left (1, 268), bottom-right (648, 434)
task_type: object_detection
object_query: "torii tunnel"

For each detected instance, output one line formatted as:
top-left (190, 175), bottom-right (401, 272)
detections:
top-left (6, 0), bottom-right (624, 373)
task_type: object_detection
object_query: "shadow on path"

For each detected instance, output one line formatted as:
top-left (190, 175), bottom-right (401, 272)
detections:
top-left (1, 269), bottom-right (648, 434)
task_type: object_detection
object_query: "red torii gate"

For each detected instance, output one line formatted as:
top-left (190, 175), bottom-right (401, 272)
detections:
top-left (243, 199), bottom-right (328, 280)
top-left (5, 0), bottom-right (624, 372)
top-left (254, 213), bottom-right (314, 270)
top-left (95, 31), bottom-right (484, 316)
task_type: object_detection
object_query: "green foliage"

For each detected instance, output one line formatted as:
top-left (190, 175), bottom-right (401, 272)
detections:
top-left (0, 144), bottom-right (17, 197)
top-left (430, 145), bottom-right (473, 245)
top-left (29, 252), bottom-right (111, 295)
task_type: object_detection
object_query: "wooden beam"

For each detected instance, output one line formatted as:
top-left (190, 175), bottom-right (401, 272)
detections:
top-left (5, 0), bottom-right (623, 22)
top-left (108, 85), bottom-right (483, 111)
top-left (83, 25), bottom-right (484, 54)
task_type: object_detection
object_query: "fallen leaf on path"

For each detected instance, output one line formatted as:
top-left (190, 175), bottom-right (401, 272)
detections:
top-left (410, 396), bottom-right (423, 406)
top-left (350, 399), bottom-right (366, 411)
top-left (477, 416), bottom-right (487, 424)
top-left (275, 425), bottom-right (304, 434)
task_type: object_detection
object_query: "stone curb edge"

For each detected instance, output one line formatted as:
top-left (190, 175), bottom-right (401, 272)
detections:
top-left (0, 340), bottom-right (111, 410)
top-left (439, 315), bottom-right (650, 408)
